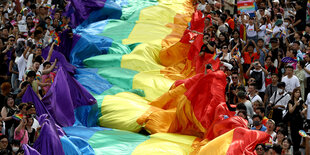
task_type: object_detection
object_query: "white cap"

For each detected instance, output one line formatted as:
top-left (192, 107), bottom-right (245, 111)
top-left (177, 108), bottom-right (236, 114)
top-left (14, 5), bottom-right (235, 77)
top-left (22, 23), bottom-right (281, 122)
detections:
top-left (272, 0), bottom-right (279, 3)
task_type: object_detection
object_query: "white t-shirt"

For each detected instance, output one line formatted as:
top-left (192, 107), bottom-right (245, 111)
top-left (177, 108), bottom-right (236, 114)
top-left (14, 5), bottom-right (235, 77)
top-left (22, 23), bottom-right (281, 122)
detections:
top-left (305, 63), bottom-right (310, 78)
top-left (281, 75), bottom-right (300, 93)
top-left (270, 91), bottom-right (291, 110)
top-left (15, 55), bottom-right (27, 81)
top-left (258, 25), bottom-right (266, 38)
top-left (248, 94), bottom-right (263, 104)
top-left (246, 24), bottom-right (257, 37)
top-left (244, 100), bottom-right (254, 117)
top-left (272, 25), bottom-right (285, 37)
top-left (306, 93), bottom-right (310, 120)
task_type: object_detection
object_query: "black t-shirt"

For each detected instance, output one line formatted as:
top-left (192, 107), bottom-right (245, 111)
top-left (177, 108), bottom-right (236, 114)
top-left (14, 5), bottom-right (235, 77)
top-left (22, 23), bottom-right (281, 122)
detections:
top-left (200, 41), bottom-right (216, 54)
top-left (295, 8), bottom-right (306, 31)
top-left (288, 100), bottom-right (304, 122)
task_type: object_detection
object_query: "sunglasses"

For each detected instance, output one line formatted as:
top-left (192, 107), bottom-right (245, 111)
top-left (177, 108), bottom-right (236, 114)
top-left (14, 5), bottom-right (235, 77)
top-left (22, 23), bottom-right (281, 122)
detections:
top-left (232, 76), bottom-right (238, 79)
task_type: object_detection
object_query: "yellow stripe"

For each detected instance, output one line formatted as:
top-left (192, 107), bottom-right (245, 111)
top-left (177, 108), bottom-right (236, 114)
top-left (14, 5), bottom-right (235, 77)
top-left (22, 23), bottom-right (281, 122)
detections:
top-left (99, 92), bottom-right (149, 132)
top-left (197, 129), bottom-right (235, 155)
top-left (132, 133), bottom-right (197, 155)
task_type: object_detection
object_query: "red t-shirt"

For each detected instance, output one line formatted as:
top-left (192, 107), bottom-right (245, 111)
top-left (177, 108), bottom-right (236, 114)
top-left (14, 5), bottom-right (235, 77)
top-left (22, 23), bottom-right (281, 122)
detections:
top-left (243, 52), bottom-right (259, 64)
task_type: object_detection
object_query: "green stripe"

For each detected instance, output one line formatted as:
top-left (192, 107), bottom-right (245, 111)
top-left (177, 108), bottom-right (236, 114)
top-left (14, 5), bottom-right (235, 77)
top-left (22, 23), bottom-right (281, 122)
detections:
top-left (83, 54), bottom-right (123, 68)
top-left (88, 129), bottom-right (149, 155)
top-left (99, 0), bottom-right (158, 43)
top-left (97, 67), bottom-right (138, 90)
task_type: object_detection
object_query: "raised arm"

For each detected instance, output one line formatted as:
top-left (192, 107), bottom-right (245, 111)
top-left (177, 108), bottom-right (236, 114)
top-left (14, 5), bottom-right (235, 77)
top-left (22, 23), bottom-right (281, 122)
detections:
top-left (46, 42), bottom-right (55, 62)
top-left (42, 59), bottom-right (58, 75)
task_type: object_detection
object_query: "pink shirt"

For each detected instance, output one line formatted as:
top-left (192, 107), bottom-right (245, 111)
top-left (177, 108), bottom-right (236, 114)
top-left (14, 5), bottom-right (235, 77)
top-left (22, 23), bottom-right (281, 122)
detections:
top-left (14, 128), bottom-right (29, 145)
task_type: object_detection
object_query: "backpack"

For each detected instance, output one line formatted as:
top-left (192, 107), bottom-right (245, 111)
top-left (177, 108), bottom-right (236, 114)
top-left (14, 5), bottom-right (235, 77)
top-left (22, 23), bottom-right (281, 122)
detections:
top-left (250, 70), bottom-right (263, 90)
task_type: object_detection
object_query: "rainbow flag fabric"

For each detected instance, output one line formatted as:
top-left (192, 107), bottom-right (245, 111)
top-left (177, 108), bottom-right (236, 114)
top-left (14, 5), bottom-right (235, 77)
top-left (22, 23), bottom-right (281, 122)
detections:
top-left (20, 0), bottom-right (270, 154)
top-left (237, 1), bottom-right (256, 15)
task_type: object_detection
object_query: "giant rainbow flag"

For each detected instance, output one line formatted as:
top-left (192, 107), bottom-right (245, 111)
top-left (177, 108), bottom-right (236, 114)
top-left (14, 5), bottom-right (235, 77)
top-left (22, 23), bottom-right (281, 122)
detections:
top-left (21, 0), bottom-right (270, 154)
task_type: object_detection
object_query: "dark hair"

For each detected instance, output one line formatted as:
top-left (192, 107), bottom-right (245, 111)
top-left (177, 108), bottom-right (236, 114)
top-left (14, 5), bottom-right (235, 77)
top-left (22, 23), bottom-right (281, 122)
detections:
top-left (43, 61), bottom-right (51, 68)
top-left (285, 65), bottom-right (294, 70)
top-left (272, 144), bottom-right (282, 154)
top-left (4, 95), bottom-right (14, 108)
top-left (277, 128), bottom-right (287, 136)
top-left (34, 56), bottom-right (43, 64)
top-left (18, 102), bottom-right (28, 111)
top-left (237, 91), bottom-right (247, 99)
top-left (26, 103), bottom-right (35, 111)
top-left (27, 70), bottom-right (36, 78)
top-left (236, 103), bottom-right (247, 111)
top-left (261, 17), bottom-right (267, 25)
top-left (232, 29), bottom-right (239, 35)
top-left (34, 30), bottom-right (42, 37)
top-left (271, 73), bottom-right (278, 77)
top-left (225, 10), bottom-right (231, 16)
top-left (236, 85), bottom-right (246, 92)
top-left (277, 82), bottom-right (286, 88)
top-left (45, 16), bottom-right (52, 21)
top-left (306, 23), bottom-right (310, 28)
top-left (293, 40), bottom-right (300, 46)
top-left (299, 60), bottom-right (306, 68)
top-left (257, 38), bottom-right (264, 43)
top-left (256, 107), bottom-right (265, 114)
top-left (11, 139), bottom-right (21, 146)
top-left (255, 144), bottom-right (265, 151)
top-left (252, 114), bottom-right (262, 121)
top-left (281, 137), bottom-right (292, 149)
top-left (0, 135), bottom-right (8, 140)
top-left (249, 83), bottom-right (257, 89)
top-left (21, 81), bottom-right (30, 89)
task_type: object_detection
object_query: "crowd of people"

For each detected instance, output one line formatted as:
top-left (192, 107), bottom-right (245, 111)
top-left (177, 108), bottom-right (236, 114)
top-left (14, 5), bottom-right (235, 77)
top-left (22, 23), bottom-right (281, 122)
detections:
top-left (194, 0), bottom-right (310, 154)
top-left (0, 0), bottom-right (68, 154)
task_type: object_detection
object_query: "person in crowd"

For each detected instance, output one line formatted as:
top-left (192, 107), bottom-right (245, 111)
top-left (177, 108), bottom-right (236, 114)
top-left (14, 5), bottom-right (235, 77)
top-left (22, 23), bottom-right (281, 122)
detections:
top-left (264, 73), bottom-right (278, 104)
top-left (26, 116), bottom-right (36, 146)
top-left (281, 65), bottom-right (300, 94)
top-left (0, 135), bottom-right (9, 154)
top-left (295, 60), bottom-right (306, 99)
top-left (26, 103), bottom-right (39, 130)
top-left (14, 116), bottom-right (28, 145)
top-left (274, 128), bottom-right (287, 145)
top-left (242, 40), bottom-right (259, 73)
top-left (10, 139), bottom-right (21, 155)
top-left (265, 119), bottom-right (276, 142)
top-left (199, 33), bottom-right (215, 56)
top-left (246, 59), bottom-right (268, 98)
top-left (237, 91), bottom-right (253, 117)
top-left (304, 53), bottom-right (310, 98)
top-left (1, 95), bottom-right (19, 142)
top-left (247, 84), bottom-right (263, 104)
top-left (268, 82), bottom-right (290, 125)
top-left (255, 107), bottom-right (268, 126)
top-left (251, 114), bottom-right (267, 131)
top-left (0, 82), bottom-right (11, 109)
top-left (281, 137), bottom-right (293, 155)
top-left (227, 72), bottom-right (242, 105)
top-left (254, 143), bottom-right (265, 155)
top-left (288, 88), bottom-right (307, 153)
